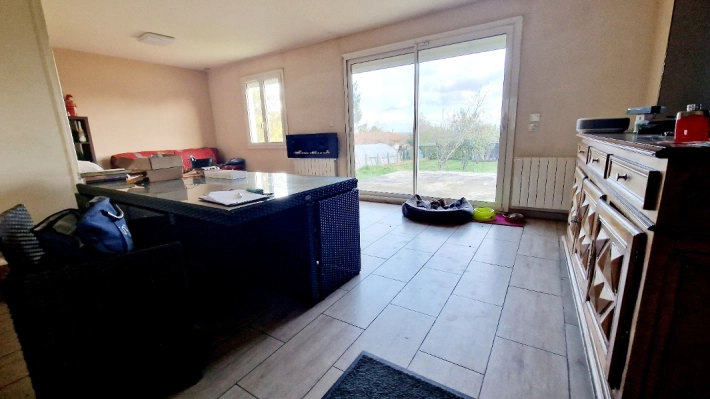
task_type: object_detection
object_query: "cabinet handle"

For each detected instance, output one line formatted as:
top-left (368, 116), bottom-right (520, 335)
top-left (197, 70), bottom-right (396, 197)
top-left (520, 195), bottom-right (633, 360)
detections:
top-left (616, 173), bottom-right (628, 181)
top-left (578, 150), bottom-right (586, 154)
top-left (591, 157), bottom-right (600, 163)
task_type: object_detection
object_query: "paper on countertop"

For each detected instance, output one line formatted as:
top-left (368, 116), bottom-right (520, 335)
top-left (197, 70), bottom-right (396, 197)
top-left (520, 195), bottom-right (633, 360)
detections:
top-left (199, 190), bottom-right (268, 206)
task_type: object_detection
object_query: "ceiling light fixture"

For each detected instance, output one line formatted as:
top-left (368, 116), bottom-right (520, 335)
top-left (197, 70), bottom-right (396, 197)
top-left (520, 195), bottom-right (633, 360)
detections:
top-left (137, 32), bottom-right (175, 46)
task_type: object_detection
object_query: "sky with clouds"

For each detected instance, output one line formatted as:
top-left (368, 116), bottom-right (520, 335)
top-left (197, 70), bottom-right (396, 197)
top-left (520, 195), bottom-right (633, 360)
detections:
top-left (354, 48), bottom-right (506, 133)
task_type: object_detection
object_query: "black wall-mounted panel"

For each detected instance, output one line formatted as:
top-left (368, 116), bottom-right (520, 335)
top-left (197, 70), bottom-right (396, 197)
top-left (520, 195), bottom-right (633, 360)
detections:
top-left (286, 133), bottom-right (338, 159)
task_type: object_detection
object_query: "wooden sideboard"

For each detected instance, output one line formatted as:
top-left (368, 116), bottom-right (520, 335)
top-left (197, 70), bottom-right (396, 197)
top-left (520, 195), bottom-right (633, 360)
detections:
top-left (562, 133), bottom-right (710, 399)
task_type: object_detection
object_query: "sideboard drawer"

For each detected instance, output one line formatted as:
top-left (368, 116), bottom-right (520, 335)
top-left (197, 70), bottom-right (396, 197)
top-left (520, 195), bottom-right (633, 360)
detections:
top-left (578, 142), bottom-right (590, 163)
top-left (588, 147), bottom-right (609, 176)
top-left (605, 156), bottom-right (661, 211)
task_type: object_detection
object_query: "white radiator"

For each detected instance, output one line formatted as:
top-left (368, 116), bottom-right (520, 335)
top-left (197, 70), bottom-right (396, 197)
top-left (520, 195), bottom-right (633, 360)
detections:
top-left (294, 159), bottom-right (337, 177)
top-left (511, 157), bottom-right (576, 211)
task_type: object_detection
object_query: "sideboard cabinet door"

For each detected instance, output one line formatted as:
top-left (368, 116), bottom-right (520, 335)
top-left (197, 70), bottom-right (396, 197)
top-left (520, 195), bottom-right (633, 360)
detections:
top-left (585, 201), bottom-right (645, 389)
top-left (571, 179), bottom-right (605, 298)
top-left (567, 166), bottom-right (587, 254)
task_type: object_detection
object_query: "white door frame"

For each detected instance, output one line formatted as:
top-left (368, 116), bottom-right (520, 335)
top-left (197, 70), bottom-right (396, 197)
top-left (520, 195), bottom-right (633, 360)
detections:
top-left (342, 16), bottom-right (523, 211)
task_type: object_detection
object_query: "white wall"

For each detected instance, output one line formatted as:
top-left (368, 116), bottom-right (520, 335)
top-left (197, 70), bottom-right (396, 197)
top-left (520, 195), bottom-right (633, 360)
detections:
top-left (209, 0), bottom-right (673, 176)
top-left (0, 0), bottom-right (77, 220)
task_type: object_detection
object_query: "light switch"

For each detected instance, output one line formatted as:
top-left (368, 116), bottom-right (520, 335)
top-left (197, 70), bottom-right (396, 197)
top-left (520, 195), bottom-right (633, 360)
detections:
top-left (530, 113), bottom-right (541, 122)
top-left (329, 120), bottom-right (335, 127)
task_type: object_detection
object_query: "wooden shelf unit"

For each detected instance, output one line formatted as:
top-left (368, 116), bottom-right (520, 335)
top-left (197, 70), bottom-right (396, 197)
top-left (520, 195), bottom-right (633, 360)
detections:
top-left (68, 116), bottom-right (96, 162)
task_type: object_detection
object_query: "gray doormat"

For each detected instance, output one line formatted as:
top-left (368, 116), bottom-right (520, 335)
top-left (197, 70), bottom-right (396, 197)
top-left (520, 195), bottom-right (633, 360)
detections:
top-left (323, 352), bottom-right (475, 399)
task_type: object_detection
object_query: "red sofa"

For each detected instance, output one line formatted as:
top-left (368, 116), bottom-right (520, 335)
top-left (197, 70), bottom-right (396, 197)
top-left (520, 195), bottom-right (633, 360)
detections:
top-left (110, 147), bottom-right (221, 172)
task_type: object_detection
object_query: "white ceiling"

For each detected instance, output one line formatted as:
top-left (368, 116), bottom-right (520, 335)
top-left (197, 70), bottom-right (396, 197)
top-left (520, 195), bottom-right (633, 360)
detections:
top-left (41, 0), bottom-right (477, 70)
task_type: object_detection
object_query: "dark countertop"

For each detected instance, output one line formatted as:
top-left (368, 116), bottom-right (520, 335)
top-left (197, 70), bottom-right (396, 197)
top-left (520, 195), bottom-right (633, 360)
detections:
top-left (579, 133), bottom-right (710, 158)
top-left (77, 172), bottom-right (357, 226)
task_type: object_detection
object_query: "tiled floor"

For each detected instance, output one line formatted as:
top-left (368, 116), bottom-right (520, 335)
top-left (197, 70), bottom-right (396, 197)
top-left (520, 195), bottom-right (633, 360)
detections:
top-left (0, 201), bottom-right (595, 399)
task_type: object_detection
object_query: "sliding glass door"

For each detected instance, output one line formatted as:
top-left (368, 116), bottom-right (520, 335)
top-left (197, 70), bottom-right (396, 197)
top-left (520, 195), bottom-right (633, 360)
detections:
top-left (416, 35), bottom-right (506, 203)
top-left (346, 20), bottom-right (520, 209)
top-left (350, 52), bottom-right (415, 197)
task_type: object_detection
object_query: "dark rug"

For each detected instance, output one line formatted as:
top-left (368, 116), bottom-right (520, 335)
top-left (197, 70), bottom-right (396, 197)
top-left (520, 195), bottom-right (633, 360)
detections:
top-left (323, 352), bottom-right (475, 399)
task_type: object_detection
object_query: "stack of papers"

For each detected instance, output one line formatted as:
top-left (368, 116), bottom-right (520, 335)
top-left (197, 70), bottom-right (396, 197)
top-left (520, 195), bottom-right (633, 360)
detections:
top-left (198, 190), bottom-right (268, 206)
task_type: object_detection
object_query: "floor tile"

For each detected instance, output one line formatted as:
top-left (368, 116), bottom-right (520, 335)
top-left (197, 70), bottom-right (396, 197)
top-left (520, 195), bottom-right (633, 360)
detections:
top-left (420, 295), bottom-right (500, 373)
top-left (0, 331), bottom-right (20, 358)
top-left (362, 233), bottom-right (412, 259)
top-left (0, 313), bottom-right (13, 335)
top-left (518, 234), bottom-right (560, 261)
top-left (324, 274), bottom-right (405, 328)
top-left (453, 261), bottom-right (511, 306)
top-left (497, 287), bottom-right (566, 355)
top-left (373, 249), bottom-right (432, 282)
top-left (303, 367), bottom-right (343, 399)
top-left (378, 212), bottom-right (407, 227)
top-left (360, 238), bottom-right (374, 250)
top-left (360, 222), bottom-right (397, 241)
top-left (0, 350), bottom-right (22, 369)
top-left (557, 221), bottom-right (569, 238)
top-left (479, 337), bottom-right (568, 399)
top-left (391, 268), bottom-right (460, 316)
top-left (0, 351), bottom-right (28, 389)
top-left (250, 289), bottom-right (347, 342)
top-left (0, 376), bottom-right (34, 399)
top-left (566, 323), bottom-right (595, 399)
top-left (522, 218), bottom-right (561, 238)
top-left (472, 239), bottom-right (519, 267)
top-left (239, 315), bottom-right (362, 399)
top-left (561, 277), bottom-right (579, 326)
top-left (404, 233), bottom-right (448, 254)
top-left (359, 213), bottom-right (382, 230)
top-left (219, 386), bottom-right (256, 399)
top-left (360, 204), bottom-right (401, 219)
top-left (422, 225), bottom-right (459, 239)
top-left (340, 254), bottom-right (386, 291)
top-left (408, 351), bottom-right (484, 399)
top-left (485, 224), bottom-right (523, 242)
top-left (390, 220), bottom-right (429, 237)
top-left (446, 223), bottom-right (490, 247)
top-left (510, 255), bottom-right (561, 296)
top-left (334, 305), bottom-right (434, 370)
top-left (175, 328), bottom-right (282, 399)
top-left (424, 243), bottom-right (477, 274)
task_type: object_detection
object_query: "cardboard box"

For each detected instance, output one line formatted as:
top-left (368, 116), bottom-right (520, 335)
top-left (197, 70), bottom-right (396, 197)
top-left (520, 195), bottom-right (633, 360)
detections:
top-left (115, 154), bottom-right (183, 171)
top-left (115, 157), bottom-right (151, 170)
top-left (145, 166), bottom-right (183, 182)
top-left (149, 154), bottom-right (183, 170)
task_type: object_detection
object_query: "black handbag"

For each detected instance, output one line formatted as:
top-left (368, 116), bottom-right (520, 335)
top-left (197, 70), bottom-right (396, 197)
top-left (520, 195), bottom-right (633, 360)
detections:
top-left (30, 209), bottom-right (85, 263)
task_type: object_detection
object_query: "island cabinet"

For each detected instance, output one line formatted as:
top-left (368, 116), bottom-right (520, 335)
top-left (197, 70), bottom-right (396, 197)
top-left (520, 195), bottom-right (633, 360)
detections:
top-left (562, 133), bottom-right (710, 399)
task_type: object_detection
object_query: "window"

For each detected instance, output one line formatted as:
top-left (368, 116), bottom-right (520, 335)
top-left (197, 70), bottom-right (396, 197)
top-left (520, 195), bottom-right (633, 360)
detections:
top-left (241, 69), bottom-right (288, 146)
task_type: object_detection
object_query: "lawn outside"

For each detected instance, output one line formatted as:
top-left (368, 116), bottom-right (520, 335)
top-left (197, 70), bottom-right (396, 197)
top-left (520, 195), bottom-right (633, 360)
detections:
top-left (356, 159), bottom-right (497, 181)
top-left (356, 160), bottom-right (498, 202)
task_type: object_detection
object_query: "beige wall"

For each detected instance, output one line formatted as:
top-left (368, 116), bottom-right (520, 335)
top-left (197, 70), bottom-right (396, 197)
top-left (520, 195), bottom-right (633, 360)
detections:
top-left (646, 0), bottom-right (675, 105)
top-left (0, 0), bottom-right (78, 220)
top-left (53, 48), bottom-right (216, 167)
top-left (209, 0), bottom-right (672, 175)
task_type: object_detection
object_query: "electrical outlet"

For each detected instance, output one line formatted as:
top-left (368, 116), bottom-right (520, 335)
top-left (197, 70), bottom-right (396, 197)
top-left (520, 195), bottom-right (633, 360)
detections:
top-left (529, 123), bottom-right (539, 132)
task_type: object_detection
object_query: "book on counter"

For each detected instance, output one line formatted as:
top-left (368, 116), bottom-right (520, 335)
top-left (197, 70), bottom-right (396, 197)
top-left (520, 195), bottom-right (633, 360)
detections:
top-left (198, 190), bottom-right (269, 206)
top-left (80, 168), bottom-right (129, 184)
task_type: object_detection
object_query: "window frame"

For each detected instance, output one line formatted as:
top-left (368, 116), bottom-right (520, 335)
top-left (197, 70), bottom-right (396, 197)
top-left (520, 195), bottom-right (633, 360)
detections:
top-left (240, 69), bottom-right (288, 149)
